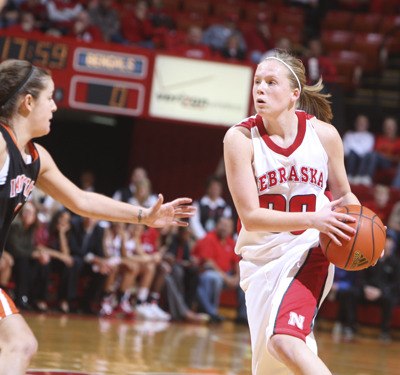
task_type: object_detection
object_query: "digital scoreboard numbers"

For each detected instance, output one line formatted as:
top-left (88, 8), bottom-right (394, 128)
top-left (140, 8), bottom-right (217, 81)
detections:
top-left (69, 76), bottom-right (145, 116)
top-left (0, 35), bottom-right (68, 69)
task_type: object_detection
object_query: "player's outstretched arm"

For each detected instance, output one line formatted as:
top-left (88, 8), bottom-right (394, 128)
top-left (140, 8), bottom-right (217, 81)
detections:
top-left (35, 144), bottom-right (195, 227)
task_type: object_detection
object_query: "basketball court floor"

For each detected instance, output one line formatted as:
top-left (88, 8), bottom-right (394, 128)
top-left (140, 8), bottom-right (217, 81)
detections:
top-left (23, 312), bottom-right (399, 375)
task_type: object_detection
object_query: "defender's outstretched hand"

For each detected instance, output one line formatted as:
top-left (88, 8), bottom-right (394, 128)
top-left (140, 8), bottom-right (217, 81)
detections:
top-left (144, 194), bottom-right (196, 228)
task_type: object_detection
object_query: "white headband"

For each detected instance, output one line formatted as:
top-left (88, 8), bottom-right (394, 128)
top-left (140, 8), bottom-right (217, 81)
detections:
top-left (265, 57), bottom-right (302, 93)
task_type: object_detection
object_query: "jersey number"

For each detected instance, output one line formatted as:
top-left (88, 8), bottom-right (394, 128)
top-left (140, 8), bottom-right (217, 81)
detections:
top-left (259, 194), bottom-right (317, 235)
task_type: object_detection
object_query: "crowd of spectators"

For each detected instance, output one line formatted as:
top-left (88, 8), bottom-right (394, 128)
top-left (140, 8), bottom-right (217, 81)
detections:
top-left (1, 166), bottom-right (246, 325)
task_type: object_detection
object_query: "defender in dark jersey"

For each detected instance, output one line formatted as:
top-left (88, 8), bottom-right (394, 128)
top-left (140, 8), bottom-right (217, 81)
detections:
top-left (0, 59), bottom-right (195, 374)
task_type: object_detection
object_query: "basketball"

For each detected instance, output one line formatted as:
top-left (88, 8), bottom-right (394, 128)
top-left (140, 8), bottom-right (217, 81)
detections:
top-left (319, 205), bottom-right (386, 271)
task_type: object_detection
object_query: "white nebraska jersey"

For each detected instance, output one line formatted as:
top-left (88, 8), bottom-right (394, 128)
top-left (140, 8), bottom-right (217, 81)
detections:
top-left (235, 110), bottom-right (330, 264)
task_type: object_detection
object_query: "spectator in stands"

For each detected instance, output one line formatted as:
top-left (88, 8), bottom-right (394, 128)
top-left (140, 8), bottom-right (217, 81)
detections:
top-left (363, 184), bottom-right (392, 225)
top-left (356, 232), bottom-right (400, 343)
top-left (242, 12), bottom-right (273, 64)
top-left (6, 202), bottom-right (50, 311)
top-left (190, 175), bottom-right (232, 240)
top-left (302, 38), bottom-right (337, 87)
top-left (19, 0), bottom-right (49, 30)
top-left (259, 37), bottom-right (293, 61)
top-left (163, 226), bottom-right (208, 322)
top-left (46, 209), bottom-right (79, 313)
top-left (46, 0), bottom-right (83, 33)
top-left (220, 33), bottom-right (247, 61)
top-left (69, 216), bottom-right (110, 315)
top-left (387, 201), bottom-right (400, 246)
top-left (67, 10), bottom-right (104, 43)
top-left (130, 177), bottom-right (159, 209)
top-left (88, 0), bottom-right (124, 43)
top-left (343, 114), bottom-right (375, 184)
top-left (120, 0), bottom-right (155, 48)
top-left (194, 217), bottom-right (246, 323)
top-left (113, 166), bottom-right (148, 203)
top-left (356, 116), bottom-right (400, 186)
top-left (148, 0), bottom-right (175, 30)
top-left (169, 25), bottom-right (212, 60)
top-left (202, 13), bottom-right (246, 55)
top-left (4, 11), bottom-right (43, 37)
top-left (79, 169), bottom-right (96, 192)
top-left (329, 267), bottom-right (359, 342)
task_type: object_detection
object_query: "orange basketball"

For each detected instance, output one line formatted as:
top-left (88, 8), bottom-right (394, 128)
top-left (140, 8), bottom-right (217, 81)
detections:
top-left (319, 205), bottom-right (386, 271)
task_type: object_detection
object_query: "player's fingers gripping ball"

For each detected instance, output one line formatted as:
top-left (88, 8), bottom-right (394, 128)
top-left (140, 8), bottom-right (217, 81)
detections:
top-left (320, 205), bottom-right (386, 271)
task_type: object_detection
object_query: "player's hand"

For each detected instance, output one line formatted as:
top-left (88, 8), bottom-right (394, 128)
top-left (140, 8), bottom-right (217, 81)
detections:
top-left (144, 194), bottom-right (196, 228)
top-left (314, 198), bottom-right (356, 246)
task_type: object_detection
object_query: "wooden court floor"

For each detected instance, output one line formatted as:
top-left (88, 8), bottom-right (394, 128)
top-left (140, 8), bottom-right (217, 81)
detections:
top-left (24, 312), bottom-right (400, 375)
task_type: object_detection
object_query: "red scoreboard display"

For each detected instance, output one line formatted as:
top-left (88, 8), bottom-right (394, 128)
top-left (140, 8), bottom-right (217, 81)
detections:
top-left (0, 31), bottom-right (154, 117)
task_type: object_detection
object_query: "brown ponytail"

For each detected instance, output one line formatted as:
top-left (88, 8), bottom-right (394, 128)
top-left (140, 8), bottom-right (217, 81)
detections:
top-left (262, 50), bottom-right (333, 123)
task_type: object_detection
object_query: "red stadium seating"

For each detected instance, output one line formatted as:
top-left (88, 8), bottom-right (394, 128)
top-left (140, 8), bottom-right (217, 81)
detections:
top-left (351, 13), bottom-right (382, 33)
top-left (241, 2), bottom-right (275, 23)
top-left (321, 30), bottom-right (354, 53)
top-left (275, 6), bottom-right (305, 30)
top-left (321, 10), bottom-right (353, 31)
top-left (352, 32), bottom-right (386, 74)
top-left (182, 0), bottom-right (211, 16)
top-left (329, 50), bottom-right (364, 91)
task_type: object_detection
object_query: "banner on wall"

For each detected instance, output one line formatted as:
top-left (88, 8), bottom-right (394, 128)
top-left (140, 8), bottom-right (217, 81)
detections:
top-left (149, 55), bottom-right (253, 126)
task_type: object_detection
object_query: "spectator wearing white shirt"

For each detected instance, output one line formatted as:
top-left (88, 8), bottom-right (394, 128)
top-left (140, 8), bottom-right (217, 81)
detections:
top-left (343, 114), bottom-right (375, 184)
top-left (190, 176), bottom-right (232, 240)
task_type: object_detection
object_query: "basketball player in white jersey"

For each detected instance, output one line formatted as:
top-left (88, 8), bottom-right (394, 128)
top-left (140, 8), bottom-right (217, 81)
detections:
top-left (224, 50), bottom-right (360, 374)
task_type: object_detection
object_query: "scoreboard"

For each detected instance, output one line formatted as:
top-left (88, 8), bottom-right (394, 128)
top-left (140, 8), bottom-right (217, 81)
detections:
top-left (0, 31), bottom-right (153, 117)
top-left (0, 31), bottom-right (253, 126)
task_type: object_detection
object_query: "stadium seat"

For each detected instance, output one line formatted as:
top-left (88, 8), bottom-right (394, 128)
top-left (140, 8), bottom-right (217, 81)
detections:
top-left (321, 10), bottom-right (353, 31)
top-left (352, 32), bottom-right (386, 74)
top-left (275, 6), bottom-right (305, 30)
top-left (173, 11), bottom-right (206, 31)
top-left (212, 2), bottom-right (242, 20)
top-left (321, 30), bottom-right (354, 53)
top-left (351, 13), bottom-right (382, 33)
top-left (182, 0), bottom-right (211, 16)
top-left (241, 2), bottom-right (275, 23)
top-left (271, 23), bottom-right (303, 46)
top-left (161, 0), bottom-right (182, 12)
top-left (329, 50), bottom-right (364, 91)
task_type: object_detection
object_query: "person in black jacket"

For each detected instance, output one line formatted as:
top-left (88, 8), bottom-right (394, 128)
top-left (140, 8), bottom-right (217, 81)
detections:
top-left (357, 232), bottom-right (400, 342)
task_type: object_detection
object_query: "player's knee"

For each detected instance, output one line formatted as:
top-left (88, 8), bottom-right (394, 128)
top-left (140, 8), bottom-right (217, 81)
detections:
top-left (267, 334), bottom-right (295, 363)
top-left (9, 333), bottom-right (38, 361)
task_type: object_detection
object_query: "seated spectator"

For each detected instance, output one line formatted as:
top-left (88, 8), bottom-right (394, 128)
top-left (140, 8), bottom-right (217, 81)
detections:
top-left (4, 11), bottom-right (43, 37)
top-left (148, 0), bottom-right (175, 30)
top-left (46, 209), bottom-right (80, 313)
top-left (343, 114), bottom-right (375, 184)
top-left (363, 184), bottom-right (392, 225)
top-left (19, 0), bottom-right (49, 30)
top-left (169, 25), bottom-right (212, 60)
top-left (6, 202), bottom-right (51, 311)
top-left (79, 169), bottom-right (96, 192)
top-left (356, 116), bottom-right (400, 186)
top-left (242, 12), bottom-right (273, 64)
top-left (259, 37), bottom-right (292, 61)
top-left (356, 232), bottom-right (400, 343)
top-left (113, 166), bottom-right (148, 203)
top-left (190, 175), bottom-right (232, 240)
top-left (387, 200), bottom-right (400, 246)
top-left (193, 217), bottom-right (247, 323)
top-left (66, 10), bottom-right (104, 43)
top-left (202, 13), bottom-right (246, 55)
top-left (163, 226), bottom-right (208, 323)
top-left (46, 0), bottom-right (83, 33)
top-left (88, 0), bottom-right (124, 43)
top-left (69, 216), bottom-right (110, 314)
top-left (328, 267), bottom-right (359, 342)
top-left (302, 37), bottom-right (337, 87)
top-left (120, 0), bottom-right (155, 48)
top-left (130, 177), bottom-right (158, 208)
top-left (220, 33), bottom-right (247, 61)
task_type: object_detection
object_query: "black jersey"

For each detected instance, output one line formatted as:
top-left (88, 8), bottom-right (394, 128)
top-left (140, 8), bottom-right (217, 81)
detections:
top-left (0, 124), bottom-right (40, 255)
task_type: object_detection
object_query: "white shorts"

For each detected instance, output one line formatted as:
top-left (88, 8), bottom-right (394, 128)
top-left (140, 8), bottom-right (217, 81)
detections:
top-left (240, 246), bottom-right (334, 375)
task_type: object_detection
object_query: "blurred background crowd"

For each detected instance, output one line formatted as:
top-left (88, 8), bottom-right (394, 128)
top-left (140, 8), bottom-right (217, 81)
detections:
top-left (0, 0), bottom-right (400, 343)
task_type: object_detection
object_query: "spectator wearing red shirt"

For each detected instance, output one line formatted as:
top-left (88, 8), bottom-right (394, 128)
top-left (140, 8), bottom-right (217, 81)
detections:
top-left (66, 10), bottom-right (104, 43)
top-left (120, 0), bottom-right (155, 48)
top-left (358, 117), bottom-right (400, 186)
top-left (194, 217), bottom-right (247, 323)
top-left (363, 184), bottom-right (392, 225)
top-left (169, 25), bottom-right (213, 60)
top-left (4, 11), bottom-right (43, 38)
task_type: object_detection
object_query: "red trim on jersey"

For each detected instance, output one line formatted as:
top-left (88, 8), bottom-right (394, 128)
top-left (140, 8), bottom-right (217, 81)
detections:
top-left (0, 289), bottom-right (19, 319)
top-left (0, 123), bottom-right (39, 162)
top-left (255, 111), bottom-right (307, 157)
top-left (273, 247), bottom-right (329, 341)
